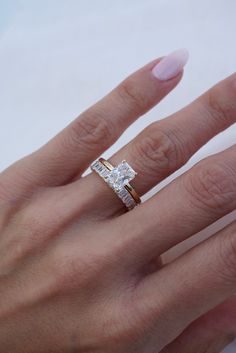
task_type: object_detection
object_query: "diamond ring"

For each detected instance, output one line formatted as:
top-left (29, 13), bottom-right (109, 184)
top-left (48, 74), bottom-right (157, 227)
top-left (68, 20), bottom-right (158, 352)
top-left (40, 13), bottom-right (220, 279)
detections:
top-left (90, 158), bottom-right (141, 210)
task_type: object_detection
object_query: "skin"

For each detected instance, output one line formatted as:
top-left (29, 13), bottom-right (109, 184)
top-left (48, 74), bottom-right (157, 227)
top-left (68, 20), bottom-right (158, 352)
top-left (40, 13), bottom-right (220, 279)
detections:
top-left (0, 56), bottom-right (236, 353)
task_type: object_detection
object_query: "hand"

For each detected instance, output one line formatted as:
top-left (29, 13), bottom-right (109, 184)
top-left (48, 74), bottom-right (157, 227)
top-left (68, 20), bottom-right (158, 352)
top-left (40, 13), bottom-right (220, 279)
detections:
top-left (0, 49), bottom-right (236, 353)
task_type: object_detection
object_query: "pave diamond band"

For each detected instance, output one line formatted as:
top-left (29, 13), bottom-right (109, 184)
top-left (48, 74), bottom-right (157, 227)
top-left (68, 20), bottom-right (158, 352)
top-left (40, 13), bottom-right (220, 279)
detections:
top-left (90, 158), bottom-right (141, 210)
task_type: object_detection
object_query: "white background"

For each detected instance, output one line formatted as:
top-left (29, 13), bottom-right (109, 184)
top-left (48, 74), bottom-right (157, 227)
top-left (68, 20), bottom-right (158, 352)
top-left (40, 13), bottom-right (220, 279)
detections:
top-left (0, 1), bottom-right (235, 351)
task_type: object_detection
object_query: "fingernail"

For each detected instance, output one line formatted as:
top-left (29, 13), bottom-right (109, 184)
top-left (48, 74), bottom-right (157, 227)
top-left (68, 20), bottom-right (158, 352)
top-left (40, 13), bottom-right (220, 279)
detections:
top-left (152, 48), bottom-right (189, 81)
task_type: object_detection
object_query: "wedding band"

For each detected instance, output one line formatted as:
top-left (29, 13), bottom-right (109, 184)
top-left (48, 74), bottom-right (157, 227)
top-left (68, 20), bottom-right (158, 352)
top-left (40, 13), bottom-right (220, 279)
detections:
top-left (90, 158), bottom-right (141, 210)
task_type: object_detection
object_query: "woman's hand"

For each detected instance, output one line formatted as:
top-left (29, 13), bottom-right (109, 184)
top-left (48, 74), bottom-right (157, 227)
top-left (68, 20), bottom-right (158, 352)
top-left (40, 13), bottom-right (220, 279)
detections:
top-left (0, 49), bottom-right (236, 353)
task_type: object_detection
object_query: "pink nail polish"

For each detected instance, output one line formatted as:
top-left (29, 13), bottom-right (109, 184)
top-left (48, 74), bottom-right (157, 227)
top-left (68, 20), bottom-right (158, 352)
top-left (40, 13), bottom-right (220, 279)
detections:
top-left (152, 49), bottom-right (189, 81)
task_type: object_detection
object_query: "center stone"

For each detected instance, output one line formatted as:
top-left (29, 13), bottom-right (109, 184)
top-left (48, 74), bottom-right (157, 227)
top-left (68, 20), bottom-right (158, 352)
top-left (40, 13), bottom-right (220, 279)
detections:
top-left (108, 160), bottom-right (136, 191)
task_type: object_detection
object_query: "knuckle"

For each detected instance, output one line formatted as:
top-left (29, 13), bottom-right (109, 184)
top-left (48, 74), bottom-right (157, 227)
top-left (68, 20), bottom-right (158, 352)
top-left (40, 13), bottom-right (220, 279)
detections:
top-left (52, 255), bottom-right (84, 292)
top-left (15, 206), bottom-right (53, 242)
top-left (184, 160), bottom-right (236, 214)
top-left (205, 86), bottom-right (231, 124)
top-left (49, 246), bottom-right (109, 294)
top-left (117, 79), bottom-right (149, 113)
top-left (66, 108), bottom-right (116, 151)
top-left (132, 124), bottom-right (184, 177)
top-left (16, 208), bottom-right (42, 236)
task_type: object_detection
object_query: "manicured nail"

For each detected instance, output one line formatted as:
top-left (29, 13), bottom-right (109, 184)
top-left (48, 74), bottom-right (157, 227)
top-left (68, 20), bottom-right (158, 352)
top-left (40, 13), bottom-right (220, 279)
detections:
top-left (152, 48), bottom-right (189, 81)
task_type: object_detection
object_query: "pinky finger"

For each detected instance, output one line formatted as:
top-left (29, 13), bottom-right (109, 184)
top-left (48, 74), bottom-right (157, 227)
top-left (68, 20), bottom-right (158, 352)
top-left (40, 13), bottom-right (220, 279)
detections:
top-left (161, 297), bottom-right (236, 353)
top-left (136, 221), bottom-right (236, 350)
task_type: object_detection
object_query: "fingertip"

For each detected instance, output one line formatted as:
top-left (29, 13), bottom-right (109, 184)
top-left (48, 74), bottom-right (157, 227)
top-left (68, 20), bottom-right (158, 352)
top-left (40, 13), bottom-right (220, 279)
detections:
top-left (152, 48), bottom-right (189, 81)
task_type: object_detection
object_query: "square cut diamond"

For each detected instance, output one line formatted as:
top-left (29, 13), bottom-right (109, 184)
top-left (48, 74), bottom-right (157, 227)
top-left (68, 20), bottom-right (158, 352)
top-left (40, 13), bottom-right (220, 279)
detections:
top-left (107, 160), bottom-right (137, 191)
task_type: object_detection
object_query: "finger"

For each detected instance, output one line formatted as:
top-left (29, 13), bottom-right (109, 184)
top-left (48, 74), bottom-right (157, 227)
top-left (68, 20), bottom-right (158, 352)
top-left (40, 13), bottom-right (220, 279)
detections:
top-left (78, 70), bottom-right (236, 217)
top-left (0, 50), bottom-right (187, 201)
top-left (110, 72), bottom-right (236, 195)
top-left (161, 297), bottom-right (236, 353)
top-left (19, 72), bottom-right (236, 257)
top-left (136, 222), bottom-right (236, 351)
top-left (114, 143), bottom-right (236, 265)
